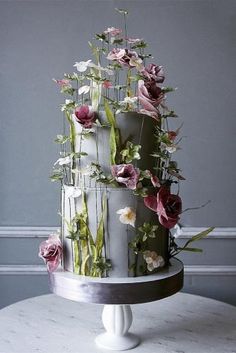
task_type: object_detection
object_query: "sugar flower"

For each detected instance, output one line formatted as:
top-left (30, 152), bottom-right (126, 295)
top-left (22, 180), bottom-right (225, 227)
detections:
top-left (54, 155), bottom-right (71, 166)
top-left (144, 186), bottom-right (182, 229)
top-left (138, 80), bottom-right (164, 116)
top-left (142, 63), bottom-right (165, 83)
top-left (53, 78), bottom-right (71, 87)
top-left (104, 27), bottom-right (122, 36)
top-left (111, 164), bottom-right (140, 190)
top-left (74, 105), bottom-right (96, 128)
top-left (78, 85), bottom-right (90, 95)
top-left (143, 250), bottom-right (165, 271)
top-left (116, 207), bottom-right (136, 227)
top-left (74, 60), bottom-right (92, 72)
top-left (39, 234), bottom-right (62, 272)
top-left (107, 48), bottom-right (142, 69)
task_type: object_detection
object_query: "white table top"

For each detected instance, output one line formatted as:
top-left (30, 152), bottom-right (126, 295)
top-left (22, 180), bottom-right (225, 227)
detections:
top-left (0, 293), bottom-right (236, 353)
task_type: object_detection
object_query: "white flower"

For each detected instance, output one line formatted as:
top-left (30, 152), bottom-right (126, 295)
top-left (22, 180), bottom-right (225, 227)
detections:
top-left (116, 207), bottom-right (136, 227)
top-left (123, 96), bottom-right (138, 104)
top-left (165, 144), bottom-right (178, 153)
top-left (54, 156), bottom-right (71, 166)
top-left (78, 85), bottom-right (90, 95)
top-left (74, 60), bottom-right (92, 72)
top-left (143, 251), bottom-right (165, 271)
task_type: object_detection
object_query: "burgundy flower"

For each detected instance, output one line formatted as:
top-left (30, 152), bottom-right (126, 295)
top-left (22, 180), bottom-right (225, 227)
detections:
top-left (138, 80), bottom-right (164, 117)
top-left (111, 164), bottom-right (140, 190)
top-left (144, 187), bottom-right (182, 229)
top-left (142, 63), bottom-right (165, 83)
top-left (107, 48), bottom-right (142, 68)
top-left (39, 234), bottom-right (62, 272)
top-left (74, 105), bottom-right (96, 128)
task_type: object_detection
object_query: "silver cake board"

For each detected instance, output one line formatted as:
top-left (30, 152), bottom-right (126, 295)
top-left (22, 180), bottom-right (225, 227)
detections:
top-left (49, 258), bottom-right (183, 351)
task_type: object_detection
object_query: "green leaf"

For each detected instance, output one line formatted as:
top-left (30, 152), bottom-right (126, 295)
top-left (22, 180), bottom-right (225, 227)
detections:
top-left (54, 134), bottom-right (70, 144)
top-left (73, 241), bottom-right (80, 274)
top-left (104, 99), bottom-right (116, 127)
top-left (95, 194), bottom-right (107, 258)
top-left (110, 125), bottom-right (117, 165)
top-left (81, 254), bottom-right (90, 276)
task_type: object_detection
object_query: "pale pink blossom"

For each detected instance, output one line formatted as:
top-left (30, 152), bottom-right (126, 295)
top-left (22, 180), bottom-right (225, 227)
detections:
top-left (39, 234), bottom-right (62, 272)
top-left (107, 48), bottom-right (142, 68)
top-left (104, 27), bottom-right (122, 36)
top-left (138, 80), bottom-right (164, 117)
top-left (111, 164), bottom-right (140, 190)
top-left (103, 80), bottom-right (113, 89)
top-left (143, 251), bottom-right (165, 271)
top-left (126, 37), bottom-right (143, 44)
top-left (53, 79), bottom-right (71, 88)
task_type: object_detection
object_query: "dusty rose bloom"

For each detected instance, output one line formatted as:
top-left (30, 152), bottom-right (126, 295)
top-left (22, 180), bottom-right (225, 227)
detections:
top-left (138, 80), bottom-right (164, 116)
top-left (142, 63), bottom-right (165, 83)
top-left (144, 186), bottom-right (182, 229)
top-left (53, 79), bottom-right (71, 88)
top-left (111, 164), bottom-right (140, 190)
top-left (103, 80), bottom-right (112, 89)
top-left (74, 105), bottom-right (96, 128)
top-left (104, 27), bottom-right (122, 36)
top-left (39, 234), bottom-right (62, 272)
top-left (107, 48), bottom-right (142, 68)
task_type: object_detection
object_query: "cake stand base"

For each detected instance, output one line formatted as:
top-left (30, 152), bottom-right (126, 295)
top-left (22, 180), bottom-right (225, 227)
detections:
top-left (49, 258), bottom-right (183, 351)
top-left (95, 304), bottom-right (140, 351)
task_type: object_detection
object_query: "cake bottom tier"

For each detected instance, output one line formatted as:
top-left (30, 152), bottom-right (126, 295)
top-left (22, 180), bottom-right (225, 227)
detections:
top-left (62, 186), bottom-right (169, 278)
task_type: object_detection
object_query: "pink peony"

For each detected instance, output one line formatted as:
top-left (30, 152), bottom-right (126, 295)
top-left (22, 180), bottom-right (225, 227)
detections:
top-left (144, 187), bottom-right (182, 229)
top-left (138, 80), bottom-right (164, 117)
top-left (111, 164), bottom-right (140, 190)
top-left (107, 48), bottom-right (142, 68)
top-left (104, 27), bottom-right (122, 36)
top-left (142, 64), bottom-right (165, 83)
top-left (39, 234), bottom-right (62, 272)
top-left (74, 105), bottom-right (96, 128)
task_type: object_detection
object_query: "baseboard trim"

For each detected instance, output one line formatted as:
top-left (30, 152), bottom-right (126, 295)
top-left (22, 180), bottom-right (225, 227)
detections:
top-left (0, 265), bottom-right (236, 276)
top-left (0, 226), bottom-right (236, 239)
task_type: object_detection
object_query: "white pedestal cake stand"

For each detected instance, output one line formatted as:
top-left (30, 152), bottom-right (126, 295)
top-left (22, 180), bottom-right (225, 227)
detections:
top-left (49, 258), bottom-right (183, 351)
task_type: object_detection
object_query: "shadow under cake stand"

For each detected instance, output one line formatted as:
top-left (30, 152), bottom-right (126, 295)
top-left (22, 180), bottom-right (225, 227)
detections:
top-left (49, 258), bottom-right (183, 351)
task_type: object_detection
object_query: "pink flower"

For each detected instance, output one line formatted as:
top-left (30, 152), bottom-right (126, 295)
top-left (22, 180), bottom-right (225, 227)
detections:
top-left (39, 234), bottom-right (62, 272)
top-left (144, 187), bottom-right (182, 229)
top-left (107, 48), bottom-right (142, 68)
top-left (104, 27), bottom-right (122, 36)
top-left (142, 64), bottom-right (165, 83)
top-left (138, 80), bottom-right (164, 117)
top-left (111, 164), bottom-right (140, 190)
top-left (53, 79), bottom-right (71, 88)
top-left (74, 105), bottom-right (96, 128)
top-left (103, 80), bottom-right (112, 89)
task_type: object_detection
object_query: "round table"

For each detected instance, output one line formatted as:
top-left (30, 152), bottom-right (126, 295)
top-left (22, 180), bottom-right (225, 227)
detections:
top-left (0, 293), bottom-right (236, 353)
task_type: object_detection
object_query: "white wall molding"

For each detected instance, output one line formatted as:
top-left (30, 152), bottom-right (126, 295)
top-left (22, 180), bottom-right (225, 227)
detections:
top-left (0, 264), bottom-right (236, 276)
top-left (0, 226), bottom-right (236, 239)
top-left (0, 227), bottom-right (58, 238)
top-left (174, 226), bottom-right (236, 239)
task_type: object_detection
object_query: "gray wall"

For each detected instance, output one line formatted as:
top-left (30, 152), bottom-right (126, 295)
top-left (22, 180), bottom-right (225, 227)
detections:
top-left (0, 0), bottom-right (236, 308)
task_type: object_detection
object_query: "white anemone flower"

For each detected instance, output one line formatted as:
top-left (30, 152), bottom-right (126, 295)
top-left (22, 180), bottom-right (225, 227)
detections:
top-left (116, 207), bottom-right (136, 227)
top-left (78, 85), bottom-right (90, 95)
top-left (143, 251), bottom-right (165, 272)
top-left (54, 156), bottom-right (71, 166)
top-left (74, 60), bottom-right (92, 72)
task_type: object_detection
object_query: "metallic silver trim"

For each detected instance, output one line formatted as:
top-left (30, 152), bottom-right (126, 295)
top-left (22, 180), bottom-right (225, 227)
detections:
top-left (49, 258), bottom-right (184, 304)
